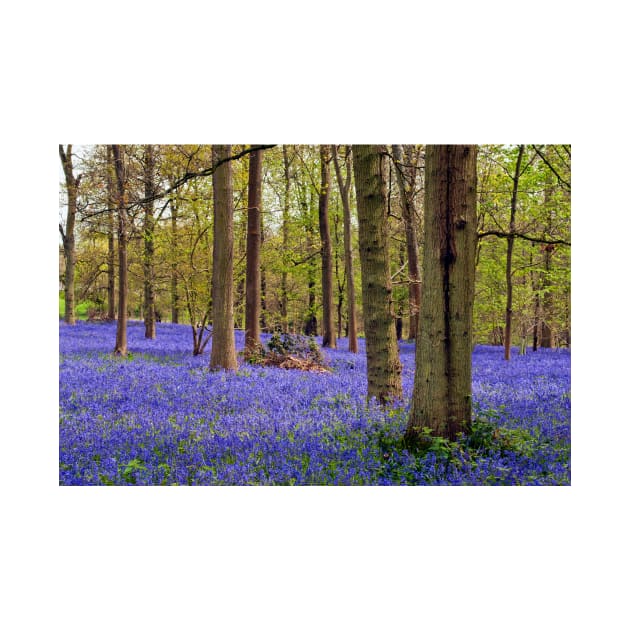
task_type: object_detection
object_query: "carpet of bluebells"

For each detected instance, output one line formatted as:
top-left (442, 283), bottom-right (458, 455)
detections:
top-left (59, 321), bottom-right (570, 485)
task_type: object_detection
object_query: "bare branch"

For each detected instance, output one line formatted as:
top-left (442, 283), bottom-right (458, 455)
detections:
top-left (531, 145), bottom-right (571, 190)
top-left (478, 229), bottom-right (570, 247)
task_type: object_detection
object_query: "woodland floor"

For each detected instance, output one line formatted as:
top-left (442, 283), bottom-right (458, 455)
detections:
top-left (59, 321), bottom-right (571, 485)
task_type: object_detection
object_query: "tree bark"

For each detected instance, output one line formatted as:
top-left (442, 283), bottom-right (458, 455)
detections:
top-left (406, 145), bottom-right (477, 442)
top-left (319, 145), bottom-right (336, 348)
top-left (245, 148), bottom-right (263, 352)
top-left (170, 195), bottom-right (179, 323)
top-left (353, 144), bottom-right (402, 404)
top-left (59, 145), bottom-right (80, 325)
top-left (210, 145), bottom-right (237, 371)
top-left (540, 159), bottom-right (555, 348)
top-left (111, 145), bottom-right (128, 356)
top-left (281, 145), bottom-right (292, 332)
top-left (143, 144), bottom-right (156, 339)
top-left (504, 144), bottom-right (524, 361)
top-left (392, 144), bottom-right (422, 340)
top-left (106, 145), bottom-right (116, 320)
top-left (332, 145), bottom-right (358, 353)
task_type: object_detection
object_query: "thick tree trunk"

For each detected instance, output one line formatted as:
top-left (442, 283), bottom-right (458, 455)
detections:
top-left (504, 145), bottom-right (524, 361)
top-left (353, 144), bottom-right (402, 404)
top-left (319, 145), bottom-right (336, 348)
top-left (143, 144), bottom-right (156, 339)
top-left (112, 145), bottom-right (128, 356)
top-left (332, 145), bottom-right (358, 353)
top-left (245, 148), bottom-right (263, 352)
top-left (392, 144), bottom-right (422, 340)
top-left (406, 145), bottom-right (477, 442)
top-left (59, 145), bottom-right (79, 325)
top-left (210, 145), bottom-right (237, 371)
top-left (106, 145), bottom-right (116, 320)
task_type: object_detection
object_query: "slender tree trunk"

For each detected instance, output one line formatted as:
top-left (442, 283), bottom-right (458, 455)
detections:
top-left (392, 144), bottom-right (422, 340)
top-left (540, 163), bottom-right (555, 348)
top-left (531, 243), bottom-right (540, 351)
top-left (143, 144), bottom-right (156, 339)
top-left (504, 144), bottom-right (524, 361)
top-left (170, 197), bottom-right (179, 323)
top-left (406, 145), bottom-right (477, 442)
top-left (106, 145), bottom-right (116, 320)
top-left (281, 145), bottom-right (291, 332)
top-left (319, 145), bottom-right (336, 348)
top-left (111, 145), bottom-right (128, 356)
top-left (353, 144), bottom-right (402, 404)
top-left (59, 145), bottom-right (80, 325)
top-left (245, 148), bottom-right (263, 352)
top-left (261, 214), bottom-right (267, 333)
top-left (332, 145), bottom-right (358, 353)
top-left (210, 145), bottom-right (237, 371)
top-left (304, 225), bottom-right (318, 336)
top-left (540, 244), bottom-right (555, 348)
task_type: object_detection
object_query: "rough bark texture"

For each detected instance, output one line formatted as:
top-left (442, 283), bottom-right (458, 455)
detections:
top-left (319, 145), bottom-right (336, 348)
top-left (210, 145), bottom-right (237, 371)
top-left (106, 145), bottom-right (116, 320)
top-left (332, 145), bottom-right (358, 353)
top-left (406, 145), bottom-right (477, 442)
top-left (353, 144), bottom-right (402, 403)
top-left (392, 144), bottom-right (422, 340)
top-left (245, 148), bottom-right (263, 352)
top-left (59, 145), bottom-right (80, 325)
top-left (112, 145), bottom-right (128, 356)
top-left (504, 145), bottom-right (524, 361)
top-left (143, 144), bottom-right (156, 339)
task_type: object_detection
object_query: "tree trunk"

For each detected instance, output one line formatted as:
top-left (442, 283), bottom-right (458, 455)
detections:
top-left (303, 186), bottom-right (318, 336)
top-left (504, 144), bottom-right (524, 361)
top-left (353, 144), bottom-right (402, 404)
top-left (531, 243), bottom-right (540, 352)
top-left (332, 145), bottom-right (358, 353)
top-left (143, 144), bottom-right (156, 339)
top-left (281, 145), bottom-right (292, 332)
top-left (111, 145), bottom-right (128, 356)
top-left (392, 144), bottom-right (422, 340)
top-left (319, 145), bottom-right (336, 348)
top-left (245, 148), bottom-right (263, 353)
top-left (540, 162), bottom-right (555, 348)
top-left (406, 145), bottom-right (477, 442)
top-left (210, 145), bottom-right (237, 371)
top-left (170, 196), bottom-right (179, 324)
top-left (106, 145), bottom-right (116, 320)
top-left (59, 145), bottom-right (80, 325)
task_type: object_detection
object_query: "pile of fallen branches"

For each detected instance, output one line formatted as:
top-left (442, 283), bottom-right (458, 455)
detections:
top-left (242, 332), bottom-right (330, 373)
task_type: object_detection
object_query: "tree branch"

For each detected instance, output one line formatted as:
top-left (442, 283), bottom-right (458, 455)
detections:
top-left (478, 230), bottom-right (570, 246)
top-left (531, 145), bottom-right (571, 190)
top-left (126, 144), bottom-right (276, 211)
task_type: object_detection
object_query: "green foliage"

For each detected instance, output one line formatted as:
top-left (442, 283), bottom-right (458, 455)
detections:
top-left (59, 292), bottom-right (100, 320)
top-left (467, 408), bottom-right (539, 458)
top-left (121, 458), bottom-right (146, 484)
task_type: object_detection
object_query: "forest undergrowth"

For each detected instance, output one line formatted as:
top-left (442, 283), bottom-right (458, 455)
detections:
top-left (59, 321), bottom-right (570, 485)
